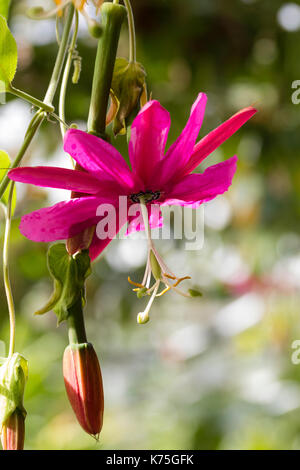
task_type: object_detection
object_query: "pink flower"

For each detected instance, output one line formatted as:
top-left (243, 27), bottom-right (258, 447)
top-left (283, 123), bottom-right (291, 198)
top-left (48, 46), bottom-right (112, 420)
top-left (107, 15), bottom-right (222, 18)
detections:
top-left (8, 93), bottom-right (256, 260)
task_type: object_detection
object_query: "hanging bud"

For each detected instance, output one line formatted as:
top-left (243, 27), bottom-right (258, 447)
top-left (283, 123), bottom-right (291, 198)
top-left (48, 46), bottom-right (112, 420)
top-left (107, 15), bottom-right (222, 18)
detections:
top-left (1, 409), bottom-right (25, 451)
top-left (110, 58), bottom-right (147, 136)
top-left (0, 353), bottom-right (28, 451)
top-left (63, 342), bottom-right (104, 436)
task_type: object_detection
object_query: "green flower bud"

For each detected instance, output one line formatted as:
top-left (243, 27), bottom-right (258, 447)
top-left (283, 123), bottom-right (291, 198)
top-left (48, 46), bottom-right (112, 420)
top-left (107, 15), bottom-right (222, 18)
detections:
top-left (88, 20), bottom-right (103, 39)
top-left (110, 58), bottom-right (147, 136)
top-left (0, 353), bottom-right (28, 450)
top-left (26, 7), bottom-right (45, 19)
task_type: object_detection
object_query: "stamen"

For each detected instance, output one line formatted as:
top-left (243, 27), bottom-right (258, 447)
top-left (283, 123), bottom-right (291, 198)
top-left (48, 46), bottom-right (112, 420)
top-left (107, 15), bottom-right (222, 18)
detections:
top-left (156, 286), bottom-right (171, 297)
top-left (173, 276), bottom-right (191, 287)
top-left (156, 276), bottom-right (191, 297)
top-left (163, 273), bottom-right (176, 280)
top-left (127, 276), bottom-right (145, 289)
top-left (163, 279), bottom-right (191, 298)
top-left (130, 195), bottom-right (196, 310)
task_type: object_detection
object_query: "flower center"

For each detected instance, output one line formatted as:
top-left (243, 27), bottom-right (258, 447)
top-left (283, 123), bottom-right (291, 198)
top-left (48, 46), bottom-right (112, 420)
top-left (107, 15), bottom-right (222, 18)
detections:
top-left (129, 190), bottom-right (161, 204)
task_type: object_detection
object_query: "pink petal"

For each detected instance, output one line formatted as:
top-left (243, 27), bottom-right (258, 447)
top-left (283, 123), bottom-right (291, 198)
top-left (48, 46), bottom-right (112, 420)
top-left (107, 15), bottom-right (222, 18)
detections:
top-left (128, 100), bottom-right (171, 186)
top-left (19, 197), bottom-right (112, 242)
top-left (8, 166), bottom-right (102, 194)
top-left (89, 208), bottom-right (128, 260)
top-left (64, 129), bottom-right (136, 191)
top-left (156, 93), bottom-right (207, 185)
top-left (126, 205), bottom-right (163, 235)
top-left (184, 106), bottom-right (257, 175)
top-left (162, 156), bottom-right (237, 206)
top-left (89, 233), bottom-right (114, 261)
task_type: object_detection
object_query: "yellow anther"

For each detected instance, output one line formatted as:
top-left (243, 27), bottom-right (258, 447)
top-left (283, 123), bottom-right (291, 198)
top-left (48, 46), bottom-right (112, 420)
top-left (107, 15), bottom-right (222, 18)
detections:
top-left (173, 276), bottom-right (191, 287)
top-left (127, 276), bottom-right (145, 289)
top-left (163, 273), bottom-right (176, 280)
top-left (156, 286), bottom-right (171, 297)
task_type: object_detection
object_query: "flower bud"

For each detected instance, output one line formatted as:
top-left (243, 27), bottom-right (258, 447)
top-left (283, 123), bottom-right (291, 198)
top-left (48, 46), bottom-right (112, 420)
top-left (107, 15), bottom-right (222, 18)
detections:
top-left (1, 409), bottom-right (25, 451)
top-left (63, 343), bottom-right (104, 436)
top-left (26, 7), bottom-right (45, 19)
top-left (88, 19), bottom-right (103, 38)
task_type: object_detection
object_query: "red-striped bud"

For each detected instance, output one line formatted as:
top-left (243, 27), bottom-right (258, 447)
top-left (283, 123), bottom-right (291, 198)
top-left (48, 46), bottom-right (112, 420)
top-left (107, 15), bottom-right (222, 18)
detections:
top-left (1, 409), bottom-right (25, 450)
top-left (63, 343), bottom-right (104, 436)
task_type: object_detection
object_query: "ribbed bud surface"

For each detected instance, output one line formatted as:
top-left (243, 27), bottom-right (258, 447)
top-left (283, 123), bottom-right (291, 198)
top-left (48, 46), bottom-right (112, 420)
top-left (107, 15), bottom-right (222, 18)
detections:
top-left (63, 342), bottom-right (104, 436)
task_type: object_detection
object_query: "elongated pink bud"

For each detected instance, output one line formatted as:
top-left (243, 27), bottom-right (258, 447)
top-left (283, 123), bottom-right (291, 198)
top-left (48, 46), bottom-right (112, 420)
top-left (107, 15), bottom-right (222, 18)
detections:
top-left (1, 409), bottom-right (25, 450)
top-left (63, 342), bottom-right (104, 436)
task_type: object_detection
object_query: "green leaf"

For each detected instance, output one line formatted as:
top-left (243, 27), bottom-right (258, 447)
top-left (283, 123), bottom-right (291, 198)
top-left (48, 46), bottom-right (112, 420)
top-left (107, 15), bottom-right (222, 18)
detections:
top-left (0, 15), bottom-right (17, 86)
top-left (0, 1), bottom-right (11, 19)
top-left (110, 57), bottom-right (146, 136)
top-left (0, 150), bottom-right (16, 214)
top-left (0, 353), bottom-right (28, 428)
top-left (35, 244), bottom-right (91, 324)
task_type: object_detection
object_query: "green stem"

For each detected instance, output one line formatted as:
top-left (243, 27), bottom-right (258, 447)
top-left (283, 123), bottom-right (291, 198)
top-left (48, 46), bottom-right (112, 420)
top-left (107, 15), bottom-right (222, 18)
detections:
top-left (3, 183), bottom-right (16, 358)
top-left (7, 85), bottom-right (54, 113)
top-left (59, 9), bottom-right (79, 139)
top-left (123, 0), bottom-right (136, 63)
top-left (87, 2), bottom-right (126, 138)
top-left (44, 4), bottom-right (75, 105)
top-left (67, 297), bottom-right (87, 345)
top-left (0, 4), bottom-right (75, 200)
top-left (0, 110), bottom-right (45, 200)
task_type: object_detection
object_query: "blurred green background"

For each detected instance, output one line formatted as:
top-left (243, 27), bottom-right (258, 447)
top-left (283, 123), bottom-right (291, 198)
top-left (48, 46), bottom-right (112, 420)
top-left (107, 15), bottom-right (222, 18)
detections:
top-left (1, 0), bottom-right (300, 450)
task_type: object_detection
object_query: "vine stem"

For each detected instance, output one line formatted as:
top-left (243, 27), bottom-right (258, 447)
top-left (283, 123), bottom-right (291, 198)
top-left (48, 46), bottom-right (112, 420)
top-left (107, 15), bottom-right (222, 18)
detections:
top-left (6, 85), bottom-right (54, 113)
top-left (123, 0), bottom-right (136, 63)
top-left (44, 4), bottom-right (75, 105)
top-left (0, 4), bottom-right (75, 201)
top-left (2, 183), bottom-right (16, 358)
top-left (59, 9), bottom-right (79, 140)
top-left (0, 110), bottom-right (46, 201)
